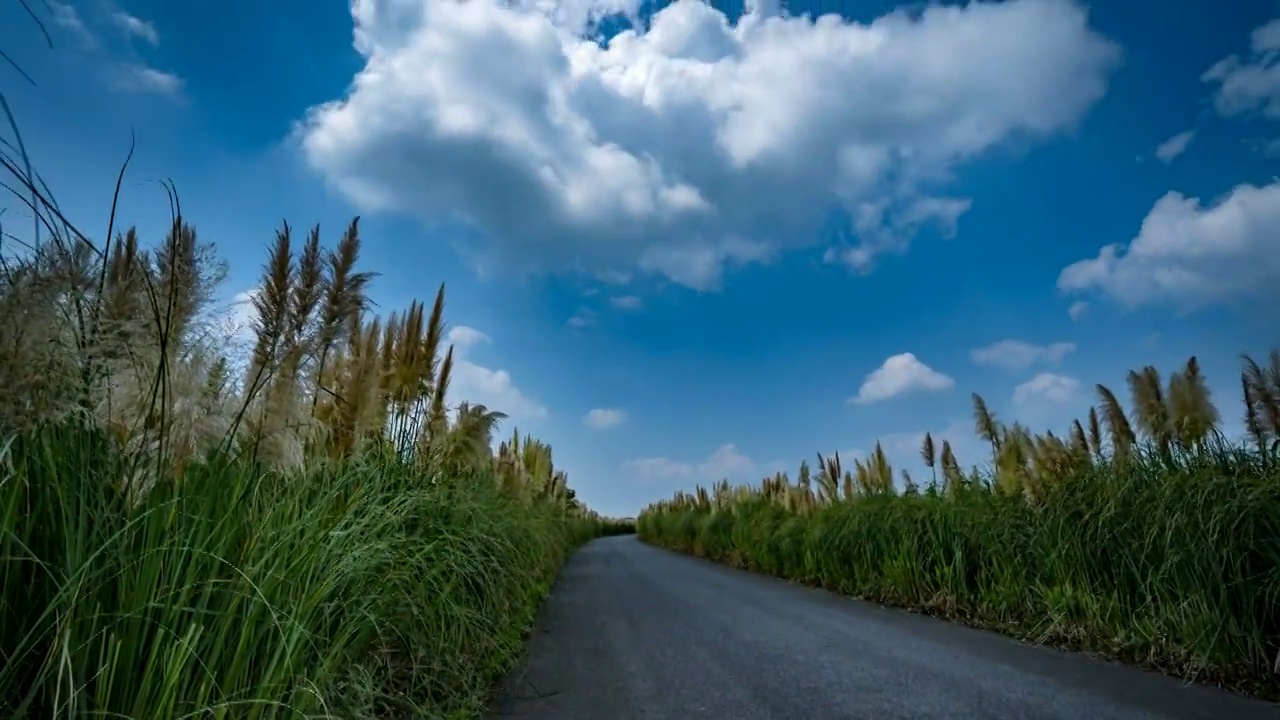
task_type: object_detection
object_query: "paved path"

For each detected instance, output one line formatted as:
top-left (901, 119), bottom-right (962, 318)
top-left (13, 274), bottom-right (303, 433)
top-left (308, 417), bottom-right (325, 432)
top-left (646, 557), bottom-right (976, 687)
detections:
top-left (487, 535), bottom-right (1280, 720)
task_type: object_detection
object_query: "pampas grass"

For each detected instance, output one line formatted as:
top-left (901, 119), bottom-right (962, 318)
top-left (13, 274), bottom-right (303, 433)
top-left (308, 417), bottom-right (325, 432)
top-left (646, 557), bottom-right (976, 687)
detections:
top-left (0, 142), bottom-right (631, 718)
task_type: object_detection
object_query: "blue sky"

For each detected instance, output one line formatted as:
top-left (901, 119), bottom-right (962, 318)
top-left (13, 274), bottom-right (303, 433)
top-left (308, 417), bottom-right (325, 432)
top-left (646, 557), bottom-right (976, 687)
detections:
top-left (3, 0), bottom-right (1279, 517)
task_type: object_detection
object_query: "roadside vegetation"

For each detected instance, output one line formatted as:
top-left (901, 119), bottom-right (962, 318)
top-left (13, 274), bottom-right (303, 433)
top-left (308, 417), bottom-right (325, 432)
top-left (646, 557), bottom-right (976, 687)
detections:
top-left (0, 186), bottom-right (631, 717)
top-left (638, 354), bottom-right (1280, 697)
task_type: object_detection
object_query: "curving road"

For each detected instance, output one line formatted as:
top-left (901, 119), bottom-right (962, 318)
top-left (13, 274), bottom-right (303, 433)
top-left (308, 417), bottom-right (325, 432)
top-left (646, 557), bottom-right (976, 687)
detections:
top-left (487, 535), bottom-right (1280, 720)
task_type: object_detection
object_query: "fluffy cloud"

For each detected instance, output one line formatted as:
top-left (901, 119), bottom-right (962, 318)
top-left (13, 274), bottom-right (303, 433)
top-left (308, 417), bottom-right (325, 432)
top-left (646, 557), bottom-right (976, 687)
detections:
top-left (446, 325), bottom-right (490, 352)
top-left (970, 339), bottom-right (1076, 371)
top-left (300, 0), bottom-right (1119, 290)
top-left (1012, 372), bottom-right (1082, 406)
top-left (583, 407), bottom-right (626, 428)
top-left (445, 326), bottom-right (548, 419)
top-left (1203, 19), bottom-right (1280, 120)
top-left (623, 443), bottom-right (755, 484)
top-left (1058, 181), bottom-right (1280, 311)
top-left (850, 352), bottom-right (954, 405)
top-left (1154, 130), bottom-right (1194, 163)
top-left (1067, 300), bottom-right (1089, 321)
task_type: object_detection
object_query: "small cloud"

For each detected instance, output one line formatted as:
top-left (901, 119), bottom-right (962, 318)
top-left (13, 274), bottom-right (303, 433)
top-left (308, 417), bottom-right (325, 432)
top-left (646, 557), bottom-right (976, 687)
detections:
top-left (45, 4), bottom-right (173, 94)
top-left (567, 308), bottom-right (597, 329)
top-left (1068, 300), bottom-right (1089, 321)
top-left (850, 353), bottom-right (954, 405)
top-left (622, 456), bottom-right (691, 484)
top-left (609, 295), bottom-right (643, 310)
top-left (443, 325), bottom-right (547, 420)
top-left (202, 288), bottom-right (260, 377)
top-left (624, 443), bottom-right (756, 484)
top-left (111, 10), bottom-right (159, 46)
top-left (1012, 372), bottom-right (1082, 406)
top-left (1203, 19), bottom-right (1280, 123)
top-left (49, 1), bottom-right (94, 44)
top-left (226, 288), bottom-right (260, 341)
top-left (583, 408), bottom-right (626, 429)
top-left (447, 325), bottom-right (491, 354)
top-left (1154, 130), bottom-right (1195, 164)
top-left (113, 64), bottom-right (184, 96)
top-left (1255, 137), bottom-right (1280, 157)
top-left (451, 360), bottom-right (548, 420)
top-left (596, 270), bottom-right (632, 285)
top-left (970, 339), bottom-right (1076, 371)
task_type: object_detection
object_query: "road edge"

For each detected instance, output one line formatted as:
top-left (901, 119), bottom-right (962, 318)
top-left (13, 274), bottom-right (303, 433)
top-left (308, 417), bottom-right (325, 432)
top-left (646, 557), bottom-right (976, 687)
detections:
top-left (636, 534), bottom-right (1280, 704)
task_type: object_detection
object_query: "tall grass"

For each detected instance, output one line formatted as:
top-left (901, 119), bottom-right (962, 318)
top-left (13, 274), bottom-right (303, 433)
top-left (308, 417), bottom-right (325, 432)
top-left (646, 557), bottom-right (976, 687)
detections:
top-left (638, 354), bottom-right (1280, 698)
top-left (2, 423), bottom-right (620, 718)
top-left (0, 147), bottom-right (630, 715)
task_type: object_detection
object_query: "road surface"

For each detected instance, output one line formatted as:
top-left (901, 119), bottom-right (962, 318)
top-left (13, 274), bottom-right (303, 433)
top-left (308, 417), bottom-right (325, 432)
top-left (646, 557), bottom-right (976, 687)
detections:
top-left (487, 535), bottom-right (1280, 720)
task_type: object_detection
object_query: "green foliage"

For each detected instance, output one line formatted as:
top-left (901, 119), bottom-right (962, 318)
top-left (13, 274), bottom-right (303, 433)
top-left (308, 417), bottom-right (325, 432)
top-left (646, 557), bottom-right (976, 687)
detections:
top-left (0, 420), bottom-right (624, 719)
top-left (639, 355), bottom-right (1280, 698)
top-left (0, 195), bottom-right (632, 717)
top-left (640, 449), bottom-right (1280, 693)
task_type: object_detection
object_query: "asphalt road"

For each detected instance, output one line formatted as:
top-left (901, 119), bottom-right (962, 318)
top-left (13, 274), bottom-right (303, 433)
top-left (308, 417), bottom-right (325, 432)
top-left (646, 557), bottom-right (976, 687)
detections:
top-left (487, 535), bottom-right (1280, 720)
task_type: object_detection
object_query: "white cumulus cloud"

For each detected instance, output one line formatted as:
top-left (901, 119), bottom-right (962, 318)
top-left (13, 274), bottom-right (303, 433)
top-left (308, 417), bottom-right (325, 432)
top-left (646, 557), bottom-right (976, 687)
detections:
top-left (446, 325), bottom-right (491, 352)
top-left (1012, 372), bottom-right (1082, 406)
top-left (584, 407), bottom-right (626, 428)
top-left (850, 352), bottom-right (954, 405)
top-left (1058, 181), bottom-right (1280, 312)
top-left (1203, 18), bottom-right (1280, 120)
top-left (970, 339), bottom-right (1076, 371)
top-left (445, 325), bottom-right (548, 420)
top-left (299, 0), bottom-right (1119, 290)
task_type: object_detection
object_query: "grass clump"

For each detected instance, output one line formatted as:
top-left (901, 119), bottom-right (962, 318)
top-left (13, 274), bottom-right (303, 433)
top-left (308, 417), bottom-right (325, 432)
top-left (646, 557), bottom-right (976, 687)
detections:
top-left (0, 192), bottom-right (630, 717)
top-left (638, 354), bottom-right (1280, 698)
